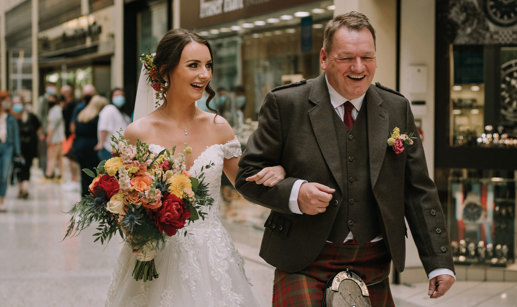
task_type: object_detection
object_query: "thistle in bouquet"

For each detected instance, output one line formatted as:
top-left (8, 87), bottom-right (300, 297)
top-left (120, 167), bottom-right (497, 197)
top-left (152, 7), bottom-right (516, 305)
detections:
top-left (64, 132), bottom-right (214, 282)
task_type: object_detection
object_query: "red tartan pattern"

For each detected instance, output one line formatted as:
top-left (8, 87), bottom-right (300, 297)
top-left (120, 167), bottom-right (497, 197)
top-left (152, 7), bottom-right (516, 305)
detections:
top-left (273, 240), bottom-right (394, 307)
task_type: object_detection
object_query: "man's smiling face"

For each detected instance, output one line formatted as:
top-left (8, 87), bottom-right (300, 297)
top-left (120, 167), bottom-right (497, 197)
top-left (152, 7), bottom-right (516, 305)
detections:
top-left (320, 27), bottom-right (377, 99)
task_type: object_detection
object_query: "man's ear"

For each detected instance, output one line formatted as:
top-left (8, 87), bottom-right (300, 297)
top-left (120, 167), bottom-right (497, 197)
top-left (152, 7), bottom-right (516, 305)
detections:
top-left (320, 48), bottom-right (328, 71)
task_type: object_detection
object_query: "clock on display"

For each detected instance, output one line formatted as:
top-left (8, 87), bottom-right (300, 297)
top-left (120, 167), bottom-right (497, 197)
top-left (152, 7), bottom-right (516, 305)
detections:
top-left (484, 0), bottom-right (517, 27)
top-left (500, 59), bottom-right (517, 127)
top-left (463, 201), bottom-right (484, 222)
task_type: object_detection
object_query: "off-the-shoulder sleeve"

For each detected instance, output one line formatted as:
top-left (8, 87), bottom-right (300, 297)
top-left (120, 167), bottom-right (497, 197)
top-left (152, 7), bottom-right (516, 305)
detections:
top-left (222, 137), bottom-right (242, 159)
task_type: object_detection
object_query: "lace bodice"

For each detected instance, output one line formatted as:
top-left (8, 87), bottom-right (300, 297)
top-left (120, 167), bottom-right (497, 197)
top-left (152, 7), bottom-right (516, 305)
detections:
top-left (105, 137), bottom-right (258, 307)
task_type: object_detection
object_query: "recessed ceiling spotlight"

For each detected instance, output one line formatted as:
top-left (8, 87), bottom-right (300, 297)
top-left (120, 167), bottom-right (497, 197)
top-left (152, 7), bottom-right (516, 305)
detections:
top-left (274, 30), bottom-right (283, 35)
top-left (220, 27), bottom-right (231, 32)
top-left (280, 15), bottom-right (293, 20)
top-left (267, 18), bottom-right (279, 24)
top-left (242, 23), bottom-right (254, 28)
top-left (252, 33), bottom-right (262, 38)
top-left (209, 29), bottom-right (220, 35)
top-left (286, 28), bottom-right (296, 34)
top-left (312, 8), bottom-right (325, 14)
top-left (199, 31), bottom-right (209, 36)
top-left (254, 20), bottom-right (266, 26)
top-left (231, 25), bottom-right (241, 31)
top-left (471, 85), bottom-right (480, 91)
top-left (294, 11), bottom-right (310, 18)
top-left (327, 5), bottom-right (336, 10)
top-left (452, 85), bottom-right (462, 91)
top-left (313, 24), bottom-right (323, 29)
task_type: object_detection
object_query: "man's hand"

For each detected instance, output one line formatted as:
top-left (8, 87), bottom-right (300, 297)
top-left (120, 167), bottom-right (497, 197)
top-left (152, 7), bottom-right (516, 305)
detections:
top-left (428, 274), bottom-right (454, 298)
top-left (246, 166), bottom-right (286, 187)
top-left (298, 182), bottom-right (335, 215)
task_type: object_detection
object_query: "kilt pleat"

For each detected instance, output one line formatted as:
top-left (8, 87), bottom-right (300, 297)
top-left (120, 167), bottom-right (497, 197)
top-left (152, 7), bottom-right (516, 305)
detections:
top-left (272, 240), bottom-right (394, 307)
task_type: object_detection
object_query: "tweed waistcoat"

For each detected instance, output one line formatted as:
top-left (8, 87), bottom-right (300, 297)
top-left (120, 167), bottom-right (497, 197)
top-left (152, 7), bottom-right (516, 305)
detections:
top-left (327, 101), bottom-right (382, 244)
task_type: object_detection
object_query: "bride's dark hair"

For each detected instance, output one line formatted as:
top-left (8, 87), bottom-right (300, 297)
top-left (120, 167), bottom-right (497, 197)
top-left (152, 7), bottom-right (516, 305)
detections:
top-left (154, 28), bottom-right (216, 112)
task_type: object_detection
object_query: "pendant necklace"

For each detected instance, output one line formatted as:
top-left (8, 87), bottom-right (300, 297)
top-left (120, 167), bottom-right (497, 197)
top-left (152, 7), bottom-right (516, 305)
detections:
top-left (184, 128), bottom-right (189, 136)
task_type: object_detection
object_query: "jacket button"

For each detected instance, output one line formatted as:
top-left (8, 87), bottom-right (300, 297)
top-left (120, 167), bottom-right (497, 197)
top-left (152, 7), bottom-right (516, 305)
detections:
top-left (348, 219), bottom-right (354, 226)
top-left (331, 199), bottom-right (339, 207)
top-left (348, 176), bottom-right (356, 183)
top-left (278, 225), bottom-right (283, 231)
top-left (435, 227), bottom-right (442, 234)
top-left (440, 246), bottom-right (447, 253)
top-left (349, 198), bottom-right (355, 205)
top-left (348, 134), bottom-right (354, 141)
top-left (430, 209), bottom-right (437, 216)
top-left (270, 224), bottom-right (276, 230)
top-left (348, 155), bottom-right (354, 162)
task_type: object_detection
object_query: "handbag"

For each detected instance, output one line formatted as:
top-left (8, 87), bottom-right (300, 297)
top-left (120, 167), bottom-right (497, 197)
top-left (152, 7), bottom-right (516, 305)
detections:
top-left (322, 269), bottom-right (372, 307)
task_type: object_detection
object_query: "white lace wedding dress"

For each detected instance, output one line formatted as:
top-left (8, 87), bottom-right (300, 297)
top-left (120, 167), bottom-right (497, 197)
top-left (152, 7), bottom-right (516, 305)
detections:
top-left (105, 138), bottom-right (261, 307)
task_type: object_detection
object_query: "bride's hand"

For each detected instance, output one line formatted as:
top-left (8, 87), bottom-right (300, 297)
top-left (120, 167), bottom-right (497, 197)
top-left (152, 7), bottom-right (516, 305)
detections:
top-left (245, 166), bottom-right (286, 187)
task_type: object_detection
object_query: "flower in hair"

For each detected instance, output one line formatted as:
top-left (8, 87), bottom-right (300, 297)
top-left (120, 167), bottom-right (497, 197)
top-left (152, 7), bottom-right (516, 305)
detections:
top-left (140, 53), bottom-right (167, 104)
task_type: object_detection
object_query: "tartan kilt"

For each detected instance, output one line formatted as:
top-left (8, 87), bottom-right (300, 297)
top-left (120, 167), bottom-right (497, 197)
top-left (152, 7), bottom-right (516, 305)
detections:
top-left (273, 240), bottom-right (394, 307)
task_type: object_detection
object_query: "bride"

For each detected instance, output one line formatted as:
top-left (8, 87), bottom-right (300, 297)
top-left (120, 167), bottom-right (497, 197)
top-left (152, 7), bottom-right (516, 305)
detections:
top-left (105, 29), bottom-right (284, 306)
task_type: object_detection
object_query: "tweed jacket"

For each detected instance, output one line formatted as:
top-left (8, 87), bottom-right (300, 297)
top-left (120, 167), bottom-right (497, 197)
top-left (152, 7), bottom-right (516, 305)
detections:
top-left (235, 74), bottom-right (454, 274)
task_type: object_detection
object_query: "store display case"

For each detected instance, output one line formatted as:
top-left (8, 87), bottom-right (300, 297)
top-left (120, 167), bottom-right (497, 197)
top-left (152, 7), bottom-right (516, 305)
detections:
top-left (448, 170), bottom-right (516, 268)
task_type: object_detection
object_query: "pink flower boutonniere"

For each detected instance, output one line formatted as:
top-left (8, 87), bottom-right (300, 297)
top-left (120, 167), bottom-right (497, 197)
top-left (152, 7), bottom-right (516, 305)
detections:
top-left (387, 127), bottom-right (416, 154)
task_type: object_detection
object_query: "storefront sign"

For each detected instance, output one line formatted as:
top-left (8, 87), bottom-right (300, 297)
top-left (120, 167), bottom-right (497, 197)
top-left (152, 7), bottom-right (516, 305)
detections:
top-left (182, 0), bottom-right (321, 29)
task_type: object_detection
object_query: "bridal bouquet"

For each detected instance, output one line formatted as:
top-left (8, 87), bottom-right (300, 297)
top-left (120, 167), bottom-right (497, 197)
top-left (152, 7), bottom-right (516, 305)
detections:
top-left (64, 133), bottom-right (214, 282)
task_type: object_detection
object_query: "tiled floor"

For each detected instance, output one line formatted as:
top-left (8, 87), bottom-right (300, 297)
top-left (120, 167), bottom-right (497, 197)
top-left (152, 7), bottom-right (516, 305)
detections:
top-left (1, 169), bottom-right (516, 306)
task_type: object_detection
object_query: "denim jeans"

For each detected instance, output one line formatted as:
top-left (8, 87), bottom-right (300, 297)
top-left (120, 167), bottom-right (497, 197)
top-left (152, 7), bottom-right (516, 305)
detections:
top-left (0, 142), bottom-right (14, 196)
top-left (97, 148), bottom-right (113, 161)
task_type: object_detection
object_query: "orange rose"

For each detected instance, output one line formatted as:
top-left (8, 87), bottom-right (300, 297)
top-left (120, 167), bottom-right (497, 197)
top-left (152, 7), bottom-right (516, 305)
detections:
top-left (88, 175), bottom-right (102, 194)
top-left (130, 175), bottom-right (152, 193)
top-left (124, 190), bottom-right (142, 205)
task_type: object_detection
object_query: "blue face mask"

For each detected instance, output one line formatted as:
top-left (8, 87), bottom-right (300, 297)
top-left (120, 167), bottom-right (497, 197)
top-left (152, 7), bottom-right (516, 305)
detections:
top-left (12, 104), bottom-right (24, 113)
top-left (235, 96), bottom-right (246, 108)
top-left (112, 96), bottom-right (126, 108)
top-left (46, 87), bottom-right (56, 95)
top-left (217, 96), bottom-right (226, 105)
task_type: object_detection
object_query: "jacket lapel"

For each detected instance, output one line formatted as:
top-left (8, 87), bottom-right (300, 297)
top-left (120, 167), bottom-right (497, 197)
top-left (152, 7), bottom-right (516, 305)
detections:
top-left (366, 85), bottom-right (389, 188)
top-left (308, 75), bottom-right (344, 193)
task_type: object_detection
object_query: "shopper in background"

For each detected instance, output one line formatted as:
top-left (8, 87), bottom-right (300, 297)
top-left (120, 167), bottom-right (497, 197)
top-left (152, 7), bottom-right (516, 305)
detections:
top-left (0, 91), bottom-right (21, 212)
top-left (60, 85), bottom-right (80, 192)
top-left (74, 94), bottom-right (107, 196)
top-left (11, 95), bottom-right (41, 199)
top-left (45, 94), bottom-right (65, 180)
top-left (94, 88), bottom-right (131, 160)
top-left (233, 86), bottom-right (246, 130)
top-left (36, 82), bottom-right (58, 173)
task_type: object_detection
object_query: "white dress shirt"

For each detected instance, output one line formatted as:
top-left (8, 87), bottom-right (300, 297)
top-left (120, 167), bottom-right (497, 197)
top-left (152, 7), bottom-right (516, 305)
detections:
top-left (287, 76), bottom-right (454, 280)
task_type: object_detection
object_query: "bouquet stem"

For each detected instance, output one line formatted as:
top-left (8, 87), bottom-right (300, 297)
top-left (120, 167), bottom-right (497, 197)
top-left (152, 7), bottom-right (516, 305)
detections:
top-left (132, 260), bottom-right (159, 282)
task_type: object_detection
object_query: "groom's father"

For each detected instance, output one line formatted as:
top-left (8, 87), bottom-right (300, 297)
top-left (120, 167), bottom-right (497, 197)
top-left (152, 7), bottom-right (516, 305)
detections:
top-left (236, 11), bottom-right (455, 306)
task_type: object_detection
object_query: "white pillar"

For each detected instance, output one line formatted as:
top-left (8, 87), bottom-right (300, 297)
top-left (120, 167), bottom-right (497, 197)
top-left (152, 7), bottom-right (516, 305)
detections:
top-left (173, 0), bottom-right (180, 29)
top-left (333, 0), bottom-right (397, 89)
top-left (32, 0), bottom-right (38, 108)
top-left (112, 0), bottom-right (124, 88)
top-left (0, 1), bottom-right (6, 90)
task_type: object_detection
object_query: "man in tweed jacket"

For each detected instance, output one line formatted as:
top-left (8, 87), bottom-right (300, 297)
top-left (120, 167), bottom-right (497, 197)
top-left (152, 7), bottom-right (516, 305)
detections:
top-left (236, 11), bottom-right (455, 306)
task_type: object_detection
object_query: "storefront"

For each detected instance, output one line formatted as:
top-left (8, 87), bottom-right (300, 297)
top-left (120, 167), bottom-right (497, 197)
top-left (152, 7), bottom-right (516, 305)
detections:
top-left (435, 0), bottom-right (517, 279)
top-left (37, 0), bottom-right (119, 98)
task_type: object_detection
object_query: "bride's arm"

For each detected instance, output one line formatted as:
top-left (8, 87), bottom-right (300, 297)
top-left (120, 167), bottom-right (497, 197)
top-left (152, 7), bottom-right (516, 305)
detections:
top-left (224, 157), bottom-right (286, 188)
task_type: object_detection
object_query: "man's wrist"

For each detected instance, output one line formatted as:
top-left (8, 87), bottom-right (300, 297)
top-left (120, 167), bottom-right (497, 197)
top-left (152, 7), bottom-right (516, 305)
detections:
top-left (288, 179), bottom-right (306, 214)
top-left (428, 268), bottom-right (455, 280)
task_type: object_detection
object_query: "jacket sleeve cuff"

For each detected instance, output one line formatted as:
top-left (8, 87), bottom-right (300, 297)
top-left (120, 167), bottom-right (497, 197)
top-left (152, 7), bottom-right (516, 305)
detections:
top-left (428, 268), bottom-right (456, 280)
top-left (288, 179), bottom-right (307, 214)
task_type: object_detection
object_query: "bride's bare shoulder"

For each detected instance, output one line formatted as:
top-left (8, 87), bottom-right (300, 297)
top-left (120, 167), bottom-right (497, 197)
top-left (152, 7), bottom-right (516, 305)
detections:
top-left (124, 116), bottom-right (154, 144)
top-left (199, 112), bottom-right (234, 144)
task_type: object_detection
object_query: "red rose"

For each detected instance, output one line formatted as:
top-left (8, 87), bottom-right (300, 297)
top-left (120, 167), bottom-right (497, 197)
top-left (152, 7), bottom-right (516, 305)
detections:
top-left (97, 174), bottom-right (120, 199)
top-left (393, 139), bottom-right (405, 154)
top-left (154, 194), bottom-right (190, 236)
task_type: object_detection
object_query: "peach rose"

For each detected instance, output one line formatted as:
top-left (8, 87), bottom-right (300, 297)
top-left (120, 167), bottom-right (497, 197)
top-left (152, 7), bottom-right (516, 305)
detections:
top-left (130, 175), bottom-right (152, 193)
top-left (124, 189), bottom-right (143, 205)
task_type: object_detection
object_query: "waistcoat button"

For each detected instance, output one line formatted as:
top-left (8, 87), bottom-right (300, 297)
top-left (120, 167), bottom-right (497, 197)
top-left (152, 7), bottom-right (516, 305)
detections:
top-left (430, 209), bottom-right (437, 216)
top-left (347, 219), bottom-right (354, 226)
top-left (435, 227), bottom-right (442, 234)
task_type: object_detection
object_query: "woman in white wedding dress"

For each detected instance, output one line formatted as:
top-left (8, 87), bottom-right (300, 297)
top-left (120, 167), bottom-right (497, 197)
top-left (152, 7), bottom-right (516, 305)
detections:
top-left (105, 29), bottom-right (284, 307)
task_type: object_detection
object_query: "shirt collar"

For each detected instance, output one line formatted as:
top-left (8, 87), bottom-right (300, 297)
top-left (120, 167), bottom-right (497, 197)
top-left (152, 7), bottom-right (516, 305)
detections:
top-left (325, 74), bottom-right (365, 111)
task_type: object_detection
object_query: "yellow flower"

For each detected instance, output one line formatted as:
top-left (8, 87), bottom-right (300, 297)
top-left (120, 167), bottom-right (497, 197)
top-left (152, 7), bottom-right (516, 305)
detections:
top-left (105, 157), bottom-right (123, 176)
top-left (387, 138), bottom-right (396, 146)
top-left (167, 174), bottom-right (192, 198)
top-left (185, 146), bottom-right (192, 154)
top-left (128, 166), bottom-right (140, 174)
top-left (391, 127), bottom-right (400, 139)
top-left (107, 192), bottom-right (126, 215)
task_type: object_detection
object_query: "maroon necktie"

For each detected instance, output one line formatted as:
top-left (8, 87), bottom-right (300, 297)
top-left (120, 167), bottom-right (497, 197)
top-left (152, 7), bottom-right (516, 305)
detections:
top-left (344, 101), bottom-right (355, 130)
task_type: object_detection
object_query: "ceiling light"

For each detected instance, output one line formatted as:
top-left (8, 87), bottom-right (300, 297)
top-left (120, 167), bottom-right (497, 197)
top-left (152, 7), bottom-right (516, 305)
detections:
top-left (312, 8), bottom-right (325, 14)
top-left (231, 25), bottom-right (241, 31)
top-left (199, 31), bottom-right (209, 36)
top-left (280, 15), bottom-right (293, 20)
top-left (313, 24), bottom-right (323, 29)
top-left (471, 109), bottom-right (480, 114)
top-left (254, 20), bottom-right (266, 26)
top-left (267, 18), bottom-right (279, 24)
top-left (471, 85), bottom-right (480, 91)
top-left (242, 23), bottom-right (254, 28)
top-left (220, 27), bottom-right (231, 33)
top-left (209, 29), bottom-right (220, 34)
top-left (252, 33), bottom-right (262, 38)
top-left (452, 85), bottom-right (462, 91)
top-left (327, 5), bottom-right (336, 10)
top-left (294, 11), bottom-right (310, 18)
top-left (274, 30), bottom-right (283, 35)
top-left (286, 28), bottom-right (296, 34)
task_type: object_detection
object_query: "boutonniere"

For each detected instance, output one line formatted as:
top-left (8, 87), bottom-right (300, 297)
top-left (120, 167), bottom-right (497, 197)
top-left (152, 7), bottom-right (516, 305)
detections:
top-left (387, 127), bottom-right (416, 154)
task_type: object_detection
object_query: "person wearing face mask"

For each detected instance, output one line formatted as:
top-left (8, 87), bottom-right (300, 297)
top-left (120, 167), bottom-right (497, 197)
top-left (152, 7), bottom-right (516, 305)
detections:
top-left (0, 91), bottom-right (21, 211)
top-left (60, 85), bottom-right (80, 192)
top-left (94, 88), bottom-right (131, 160)
top-left (36, 82), bottom-right (58, 173)
top-left (233, 86), bottom-right (246, 130)
top-left (45, 94), bottom-right (65, 180)
top-left (11, 96), bottom-right (41, 199)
